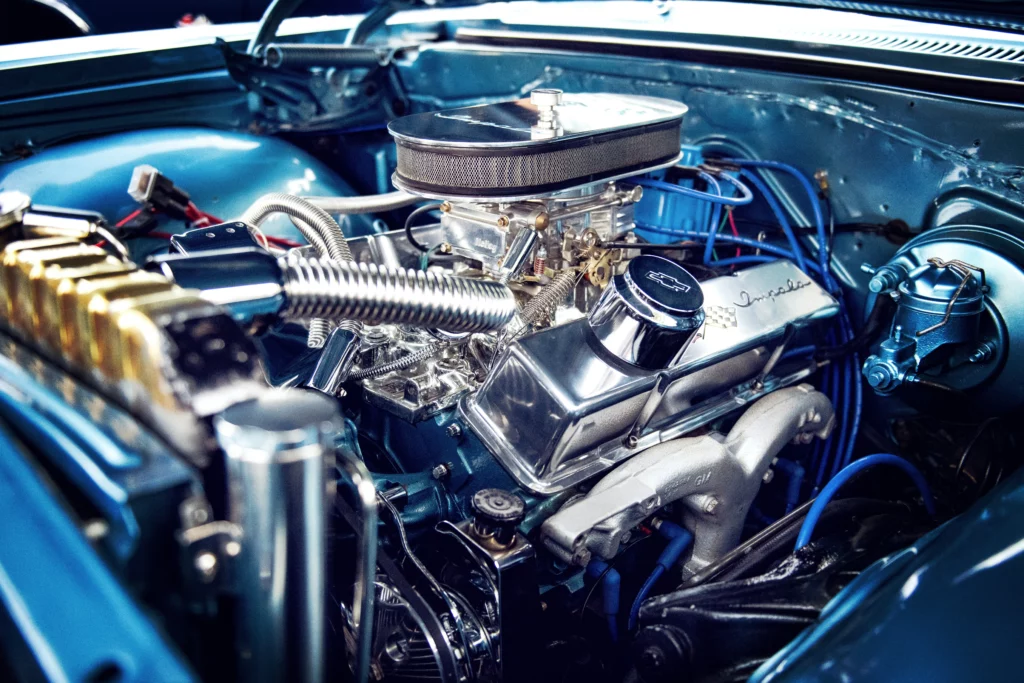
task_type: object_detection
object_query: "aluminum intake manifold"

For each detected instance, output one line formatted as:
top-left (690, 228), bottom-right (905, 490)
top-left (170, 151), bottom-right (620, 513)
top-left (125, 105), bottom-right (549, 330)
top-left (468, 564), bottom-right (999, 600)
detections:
top-left (540, 384), bottom-right (834, 575)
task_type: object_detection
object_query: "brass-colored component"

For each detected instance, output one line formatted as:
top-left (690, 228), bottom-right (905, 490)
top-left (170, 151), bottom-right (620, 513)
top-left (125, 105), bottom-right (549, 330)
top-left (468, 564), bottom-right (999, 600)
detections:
top-left (496, 214), bottom-right (510, 229)
top-left (1, 237), bottom-right (80, 303)
top-left (440, 201), bottom-right (452, 213)
top-left (534, 212), bottom-right (550, 231)
top-left (110, 292), bottom-right (210, 408)
top-left (34, 258), bottom-right (130, 350)
top-left (57, 271), bottom-right (173, 370)
top-left (6, 244), bottom-right (110, 333)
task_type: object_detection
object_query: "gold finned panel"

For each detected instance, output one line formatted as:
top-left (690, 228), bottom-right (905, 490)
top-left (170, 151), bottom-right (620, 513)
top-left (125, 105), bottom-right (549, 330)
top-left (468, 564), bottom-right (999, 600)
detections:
top-left (57, 271), bottom-right (172, 369)
top-left (6, 244), bottom-right (110, 333)
top-left (111, 292), bottom-right (211, 409)
top-left (0, 237), bottom-right (80, 307)
top-left (34, 258), bottom-right (128, 350)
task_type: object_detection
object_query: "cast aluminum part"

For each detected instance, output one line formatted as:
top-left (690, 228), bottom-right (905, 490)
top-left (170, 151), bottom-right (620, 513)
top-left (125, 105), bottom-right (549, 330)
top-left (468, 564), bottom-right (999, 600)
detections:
top-left (462, 259), bottom-right (839, 494)
top-left (540, 384), bottom-right (835, 574)
top-left (213, 390), bottom-right (340, 683)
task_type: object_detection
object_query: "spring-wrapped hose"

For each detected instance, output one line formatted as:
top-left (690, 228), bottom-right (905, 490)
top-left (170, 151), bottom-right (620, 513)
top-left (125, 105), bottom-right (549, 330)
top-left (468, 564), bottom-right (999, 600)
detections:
top-left (278, 255), bottom-right (517, 333)
top-left (350, 343), bottom-right (442, 380)
top-left (519, 269), bottom-right (579, 325)
top-left (240, 192), bottom-right (357, 347)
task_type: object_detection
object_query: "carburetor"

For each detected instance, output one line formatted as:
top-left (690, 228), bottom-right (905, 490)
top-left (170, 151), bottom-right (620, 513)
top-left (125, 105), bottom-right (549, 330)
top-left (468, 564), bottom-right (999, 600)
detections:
top-left (388, 89), bottom-right (687, 283)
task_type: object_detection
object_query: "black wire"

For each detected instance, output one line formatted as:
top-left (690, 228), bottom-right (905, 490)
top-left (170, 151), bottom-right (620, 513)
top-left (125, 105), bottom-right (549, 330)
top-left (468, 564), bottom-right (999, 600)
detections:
top-left (815, 295), bottom-right (895, 361)
top-left (955, 417), bottom-right (1000, 483)
top-left (904, 375), bottom-right (966, 397)
top-left (404, 203), bottom-right (442, 253)
top-left (602, 242), bottom-right (692, 250)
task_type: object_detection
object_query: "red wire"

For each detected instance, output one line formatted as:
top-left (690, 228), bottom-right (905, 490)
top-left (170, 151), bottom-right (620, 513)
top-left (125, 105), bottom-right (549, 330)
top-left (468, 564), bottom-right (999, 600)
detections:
top-left (114, 208), bottom-right (144, 228)
top-left (728, 209), bottom-right (742, 258)
top-left (117, 202), bottom-right (302, 249)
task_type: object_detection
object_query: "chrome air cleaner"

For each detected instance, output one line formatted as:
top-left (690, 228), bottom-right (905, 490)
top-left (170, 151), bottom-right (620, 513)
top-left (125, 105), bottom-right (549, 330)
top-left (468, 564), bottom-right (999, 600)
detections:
top-left (388, 90), bottom-right (687, 201)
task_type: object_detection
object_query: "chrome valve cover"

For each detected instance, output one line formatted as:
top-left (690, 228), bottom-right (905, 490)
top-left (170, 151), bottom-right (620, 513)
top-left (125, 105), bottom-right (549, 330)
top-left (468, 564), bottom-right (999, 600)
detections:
top-left (461, 260), bottom-right (838, 494)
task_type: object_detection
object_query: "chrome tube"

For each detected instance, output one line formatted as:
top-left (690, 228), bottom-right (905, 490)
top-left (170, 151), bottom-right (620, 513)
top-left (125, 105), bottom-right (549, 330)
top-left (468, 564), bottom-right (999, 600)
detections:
top-left (214, 390), bottom-right (340, 683)
top-left (149, 248), bottom-right (517, 332)
top-left (303, 191), bottom-right (416, 215)
top-left (280, 255), bottom-right (517, 333)
top-left (240, 192), bottom-right (355, 347)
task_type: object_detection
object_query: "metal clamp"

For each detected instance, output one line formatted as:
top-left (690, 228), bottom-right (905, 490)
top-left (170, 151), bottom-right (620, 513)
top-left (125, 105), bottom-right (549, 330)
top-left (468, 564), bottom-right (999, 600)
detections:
top-left (915, 257), bottom-right (986, 338)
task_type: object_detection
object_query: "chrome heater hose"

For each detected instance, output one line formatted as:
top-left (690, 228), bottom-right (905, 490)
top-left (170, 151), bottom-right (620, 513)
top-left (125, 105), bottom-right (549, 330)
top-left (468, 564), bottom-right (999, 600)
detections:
top-left (279, 255), bottom-right (516, 333)
top-left (240, 192), bottom-right (356, 347)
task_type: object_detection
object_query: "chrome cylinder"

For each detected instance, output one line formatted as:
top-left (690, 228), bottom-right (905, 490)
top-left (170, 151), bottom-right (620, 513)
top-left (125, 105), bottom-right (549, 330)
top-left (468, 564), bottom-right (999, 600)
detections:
top-left (587, 254), bottom-right (704, 369)
top-left (214, 390), bottom-right (340, 683)
top-left (498, 227), bottom-right (539, 284)
top-left (280, 254), bottom-right (517, 332)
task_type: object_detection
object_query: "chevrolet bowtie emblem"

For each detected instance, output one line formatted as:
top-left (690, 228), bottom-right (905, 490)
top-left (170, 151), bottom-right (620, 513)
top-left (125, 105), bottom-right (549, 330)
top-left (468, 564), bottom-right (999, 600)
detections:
top-left (646, 271), bottom-right (691, 293)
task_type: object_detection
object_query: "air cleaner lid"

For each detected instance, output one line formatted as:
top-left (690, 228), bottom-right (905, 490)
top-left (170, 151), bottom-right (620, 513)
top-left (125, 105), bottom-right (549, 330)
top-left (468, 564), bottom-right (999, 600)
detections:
top-left (388, 91), bottom-right (687, 199)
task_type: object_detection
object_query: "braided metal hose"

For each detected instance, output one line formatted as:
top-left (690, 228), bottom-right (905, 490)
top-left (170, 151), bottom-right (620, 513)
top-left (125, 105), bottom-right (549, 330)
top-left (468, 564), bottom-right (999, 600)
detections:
top-left (278, 255), bottom-right (517, 333)
top-left (519, 269), bottom-right (578, 325)
top-left (350, 344), bottom-right (441, 381)
top-left (240, 192), bottom-right (356, 347)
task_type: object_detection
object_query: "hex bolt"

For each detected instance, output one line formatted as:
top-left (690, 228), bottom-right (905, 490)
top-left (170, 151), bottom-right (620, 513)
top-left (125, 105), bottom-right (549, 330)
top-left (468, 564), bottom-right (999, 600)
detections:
top-left (431, 463), bottom-right (451, 480)
top-left (703, 497), bottom-right (719, 514)
top-left (641, 647), bottom-right (665, 673)
top-left (762, 469), bottom-right (775, 484)
top-left (868, 265), bottom-right (904, 294)
top-left (194, 551), bottom-right (218, 583)
top-left (445, 423), bottom-right (463, 439)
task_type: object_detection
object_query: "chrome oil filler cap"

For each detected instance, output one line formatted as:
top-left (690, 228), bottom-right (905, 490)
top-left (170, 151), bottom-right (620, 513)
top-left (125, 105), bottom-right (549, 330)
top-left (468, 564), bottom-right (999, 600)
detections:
top-left (587, 254), bottom-right (705, 370)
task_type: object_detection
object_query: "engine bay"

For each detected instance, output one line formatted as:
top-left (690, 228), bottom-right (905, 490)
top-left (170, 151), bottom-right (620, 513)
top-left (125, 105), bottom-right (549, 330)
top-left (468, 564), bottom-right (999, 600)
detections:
top-left (2, 5), bottom-right (1024, 682)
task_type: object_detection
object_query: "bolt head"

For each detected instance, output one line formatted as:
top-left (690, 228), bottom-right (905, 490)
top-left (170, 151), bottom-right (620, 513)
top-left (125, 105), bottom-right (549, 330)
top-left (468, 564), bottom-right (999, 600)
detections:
top-left (703, 497), bottom-right (719, 514)
top-left (641, 647), bottom-right (665, 671)
top-left (445, 423), bottom-right (463, 439)
top-left (762, 469), bottom-right (775, 484)
top-left (194, 551), bottom-right (218, 582)
top-left (431, 463), bottom-right (450, 480)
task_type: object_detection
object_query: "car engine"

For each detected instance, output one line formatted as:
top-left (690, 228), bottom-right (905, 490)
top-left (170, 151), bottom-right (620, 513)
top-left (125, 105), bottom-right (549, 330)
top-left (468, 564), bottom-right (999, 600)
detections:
top-left (2, 6), bottom-right (1024, 682)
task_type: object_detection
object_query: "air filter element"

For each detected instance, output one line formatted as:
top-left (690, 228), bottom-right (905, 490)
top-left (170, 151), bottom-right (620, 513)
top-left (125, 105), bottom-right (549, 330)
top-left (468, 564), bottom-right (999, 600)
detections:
top-left (388, 91), bottom-right (687, 201)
